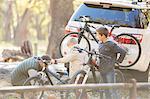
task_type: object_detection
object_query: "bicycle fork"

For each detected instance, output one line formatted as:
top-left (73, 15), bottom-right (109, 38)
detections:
top-left (78, 31), bottom-right (84, 44)
top-left (81, 68), bottom-right (90, 84)
top-left (74, 67), bottom-right (90, 84)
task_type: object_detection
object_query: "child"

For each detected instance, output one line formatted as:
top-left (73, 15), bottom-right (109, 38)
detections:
top-left (96, 27), bottom-right (126, 99)
top-left (51, 38), bottom-right (89, 99)
top-left (51, 38), bottom-right (88, 78)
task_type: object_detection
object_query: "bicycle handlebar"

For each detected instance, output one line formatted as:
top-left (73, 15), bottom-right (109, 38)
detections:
top-left (87, 24), bottom-right (96, 29)
top-left (79, 16), bottom-right (134, 34)
top-left (74, 46), bottom-right (111, 60)
top-left (74, 47), bottom-right (122, 67)
top-left (79, 16), bottom-right (91, 22)
top-left (79, 16), bottom-right (96, 29)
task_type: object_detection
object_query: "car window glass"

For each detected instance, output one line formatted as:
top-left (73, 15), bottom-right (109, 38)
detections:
top-left (71, 4), bottom-right (142, 28)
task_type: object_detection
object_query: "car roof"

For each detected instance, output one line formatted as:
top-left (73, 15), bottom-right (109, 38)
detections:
top-left (83, 0), bottom-right (150, 9)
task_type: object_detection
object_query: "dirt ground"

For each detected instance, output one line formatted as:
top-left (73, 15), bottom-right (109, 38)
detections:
top-left (0, 68), bottom-right (12, 87)
top-left (0, 62), bottom-right (19, 87)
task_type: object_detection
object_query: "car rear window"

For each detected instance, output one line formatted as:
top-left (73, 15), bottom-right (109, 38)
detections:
top-left (71, 4), bottom-right (142, 28)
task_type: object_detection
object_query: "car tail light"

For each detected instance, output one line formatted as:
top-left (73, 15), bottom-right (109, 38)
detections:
top-left (70, 34), bottom-right (78, 37)
top-left (64, 26), bottom-right (80, 34)
top-left (132, 34), bottom-right (143, 43)
top-left (117, 37), bottom-right (136, 44)
top-left (115, 34), bottom-right (143, 44)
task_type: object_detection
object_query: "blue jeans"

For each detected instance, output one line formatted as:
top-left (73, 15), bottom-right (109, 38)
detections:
top-left (101, 70), bottom-right (119, 99)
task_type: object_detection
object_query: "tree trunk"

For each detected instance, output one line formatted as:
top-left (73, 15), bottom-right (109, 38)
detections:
top-left (35, 15), bottom-right (45, 40)
top-left (14, 8), bottom-right (31, 46)
top-left (46, 0), bottom-right (73, 58)
top-left (3, 1), bottom-right (13, 41)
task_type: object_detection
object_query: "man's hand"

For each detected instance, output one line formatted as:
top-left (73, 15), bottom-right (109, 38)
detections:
top-left (50, 59), bottom-right (57, 64)
top-left (38, 60), bottom-right (47, 68)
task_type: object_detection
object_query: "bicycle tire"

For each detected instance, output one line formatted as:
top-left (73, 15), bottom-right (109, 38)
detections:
top-left (114, 69), bottom-right (126, 99)
top-left (92, 71), bottom-right (104, 99)
top-left (64, 70), bottom-right (86, 99)
top-left (114, 33), bottom-right (141, 67)
top-left (114, 69), bottom-right (125, 83)
top-left (68, 70), bottom-right (104, 99)
top-left (59, 32), bottom-right (91, 57)
top-left (23, 76), bottom-right (44, 99)
top-left (69, 70), bottom-right (87, 84)
top-left (70, 69), bottom-right (104, 83)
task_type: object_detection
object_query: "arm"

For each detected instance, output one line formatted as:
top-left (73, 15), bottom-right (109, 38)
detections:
top-left (56, 52), bottom-right (77, 63)
top-left (113, 44), bottom-right (127, 63)
top-left (51, 50), bottom-right (78, 64)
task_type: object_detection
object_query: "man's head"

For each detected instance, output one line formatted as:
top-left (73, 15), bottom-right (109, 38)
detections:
top-left (37, 55), bottom-right (51, 69)
top-left (67, 38), bottom-right (78, 48)
top-left (96, 27), bottom-right (109, 42)
top-left (41, 55), bottom-right (51, 64)
top-left (38, 55), bottom-right (51, 67)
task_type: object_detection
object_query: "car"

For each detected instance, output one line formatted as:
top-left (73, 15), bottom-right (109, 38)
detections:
top-left (62, 0), bottom-right (150, 82)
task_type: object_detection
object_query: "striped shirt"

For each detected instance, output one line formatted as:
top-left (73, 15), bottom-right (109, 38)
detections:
top-left (11, 57), bottom-right (41, 86)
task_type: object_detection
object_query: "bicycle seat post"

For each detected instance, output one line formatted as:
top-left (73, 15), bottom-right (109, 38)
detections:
top-left (109, 25), bottom-right (120, 36)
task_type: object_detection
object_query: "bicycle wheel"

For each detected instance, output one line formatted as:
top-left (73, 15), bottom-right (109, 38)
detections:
top-left (69, 70), bottom-right (87, 84)
top-left (90, 71), bottom-right (104, 99)
top-left (65, 70), bottom-right (87, 99)
top-left (114, 33), bottom-right (141, 67)
top-left (59, 32), bottom-right (91, 57)
top-left (114, 69), bottom-right (125, 83)
top-left (114, 69), bottom-right (127, 98)
top-left (23, 76), bottom-right (44, 99)
top-left (68, 70), bottom-right (104, 99)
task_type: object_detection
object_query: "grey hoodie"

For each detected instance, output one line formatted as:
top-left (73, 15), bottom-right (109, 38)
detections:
top-left (98, 41), bottom-right (126, 74)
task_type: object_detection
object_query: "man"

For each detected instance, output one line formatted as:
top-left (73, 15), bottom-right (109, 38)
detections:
top-left (11, 55), bottom-right (50, 86)
top-left (96, 27), bottom-right (126, 99)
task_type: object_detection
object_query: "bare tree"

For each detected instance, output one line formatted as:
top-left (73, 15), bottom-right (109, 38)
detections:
top-left (14, 8), bottom-right (31, 46)
top-left (3, 0), bottom-right (13, 41)
top-left (35, 15), bottom-right (45, 40)
top-left (13, 0), bottom-right (35, 46)
top-left (46, 0), bottom-right (73, 58)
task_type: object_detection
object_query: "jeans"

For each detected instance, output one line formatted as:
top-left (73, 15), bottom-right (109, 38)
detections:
top-left (101, 70), bottom-right (119, 99)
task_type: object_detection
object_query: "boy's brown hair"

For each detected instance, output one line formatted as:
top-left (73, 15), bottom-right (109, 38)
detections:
top-left (96, 27), bottom-right (109, 37)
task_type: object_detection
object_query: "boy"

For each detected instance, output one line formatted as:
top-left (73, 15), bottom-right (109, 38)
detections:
top-left (50, 38), bottom-right (88, 77)
top-left (11, 55), bottom-right (50, 86)
top-left (96, 27), bottom-right (126, 99)
top-left (51, 38), bottom-right (88, 99)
